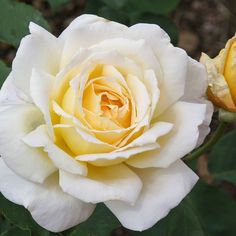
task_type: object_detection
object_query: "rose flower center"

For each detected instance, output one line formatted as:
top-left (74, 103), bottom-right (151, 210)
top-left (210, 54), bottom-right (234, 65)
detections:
top-left (82, 77), bottom-right (132, 129)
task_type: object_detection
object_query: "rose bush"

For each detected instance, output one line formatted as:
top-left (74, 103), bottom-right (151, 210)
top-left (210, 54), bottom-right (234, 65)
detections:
top-left (0, 15), bottom-right (212, 232)
top-left (201, 34), bottom-right (236, 112)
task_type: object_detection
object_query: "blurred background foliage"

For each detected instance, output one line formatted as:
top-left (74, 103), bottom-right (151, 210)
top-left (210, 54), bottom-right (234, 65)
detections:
top-left (0, 0), bottom-right (236, 235)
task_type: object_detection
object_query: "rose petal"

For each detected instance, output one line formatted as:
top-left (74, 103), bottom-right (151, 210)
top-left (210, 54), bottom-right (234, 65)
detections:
top-left (0, 159), bottom-right (95, 232)
top-left (77, 121), bottom-right (171, 167)
top-left (92, 38), bottom-right (162, 77)
top-left (52, 101), bottom-right (117, 152)
top-left (126, 101), bottom-right (206, 168)
top-left (126, 24), bottom-right (188, 115)
top-left (30, 69), bottom-right (55, 139)
top-left (0, 73), bottom-right (28, 105)
top-left (76, 143), bottom-right (159, 166)
top-left (0, 105), bottom-right (56, 183)
top-left (60, 15), bottom-right (127, 67)
top-left (181, 57), bottom-right (213, 146)
top-left (23, 125), bottom-right (87, 176)
top-left (119, 121), bottom-right (173, 151)
top-left (182, 57), bottom-right (208, 102)
top-left (126, 74), bottom-right (151, 123)
top-left (196, 100), bottom-right (213, 146)
top-left (12, 22), bottom-right (62, 99)
top-left (59, 117), bottom-right (116, 155)
top-left (105, 160), bottom-right (198, 231)
top-left (59, 164), bottom-right (142, 204)
top-left (143, 69), bottom-right (160, 118)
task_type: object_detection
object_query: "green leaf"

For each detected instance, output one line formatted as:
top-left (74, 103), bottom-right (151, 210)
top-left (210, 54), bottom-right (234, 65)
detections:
top-left (131, 181), bottom-right (236, 236)
top-left (100, 0), bottom-right (127, 9)
top-left (130, 14), bottom-right (178, 45)
top-left (0, 0), bottom-right (50, 47)
top-left (1, 226), bottom-right (31, 236)
top-left (0, 194), bottom-right (50, 236)
top-left (48, 0), bottom-right (70, 9)
top-left (124, 0), bottom-right (181, 15)
top-left (69, 204), bottom-right (120, 236)
top-left (98, 6), bottom-right (129, 25)
top-left (189, 181), bottom-right (236, 236)
top-left (208, 130), bottom-right (236, 185)
top-left (0, 60), bottom-right (10, 87)
top-left (84, 0), bottom-right (105, 15)
top-left (0, 216), bottom-right (11, 234)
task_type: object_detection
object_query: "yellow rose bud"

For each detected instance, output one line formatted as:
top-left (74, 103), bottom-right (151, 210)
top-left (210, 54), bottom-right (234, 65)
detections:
top-left (200, 35), bottom-right (236, 112)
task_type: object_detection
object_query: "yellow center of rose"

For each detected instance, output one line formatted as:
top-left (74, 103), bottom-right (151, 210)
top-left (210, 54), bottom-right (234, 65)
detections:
top-left (82, 77), bottom-right (132, 129)
top-left (50, 63), bottom-right (146, 156)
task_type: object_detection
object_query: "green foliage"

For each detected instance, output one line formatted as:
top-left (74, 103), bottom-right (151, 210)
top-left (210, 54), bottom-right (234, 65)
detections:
top-left (0, 60), bottom-right (10, 86)
top-left (0, 0), bottom-right (50, 47)
top-left (209, 130), bottom-right (236, 185)
top-left (0, 216), bottom-right (11, 234)
top-left (189, 181), bottom-right (236, 236)
top-left (48, 0), bottom-right (70, 9)
top-left (1, 226), bottom-right (31, 236)
top-left (98, 6), bottom-right (129, 25)
top-left (99, 0), bottom-right (181, 14)
top-left (69, 204), bottom-right (120, 236)
top-left (123, 0), bottom-right (181, 15)
top-left (100, 0), bottom-right (127, 9)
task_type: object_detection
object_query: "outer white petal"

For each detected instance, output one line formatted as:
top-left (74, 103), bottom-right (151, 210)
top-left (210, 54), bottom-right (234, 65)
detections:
top-left (0, 73), bottom-right (28, 105)
top-left (0, 104), bottom-right (56, 183)
top-left (182, 58), bottom-right (213, 146)
top-left (126, 23), bottom-right (188, 115)
top-left (30, 69), bottom-right (54, 139)
top-left (126, 101), bottom-right (207, 168)
top-left (91, 38), bottom-right (162, 77)
top-left (59, 164), bottom-right (142, 204)
top-left (196, 100), bottom-right (213, 146)
top-left (23, 125), bottom-right (87, 176)
top-left (182, 57), bottom-right (208, 102)
top-left (12, 22), bottom-right (62, 98)
top-left (60, 14), bottom-right (122, 39)
top-left (59, 14), bottom-right (127, 67)
top-left (0, 160), bottom-right (95, 232)
top-left (105, 160), bottom-right (198, 231)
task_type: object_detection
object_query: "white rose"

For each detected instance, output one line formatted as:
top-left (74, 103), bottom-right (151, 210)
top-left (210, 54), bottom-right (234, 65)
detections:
top-left (0, 15), bottom-right (212, 232)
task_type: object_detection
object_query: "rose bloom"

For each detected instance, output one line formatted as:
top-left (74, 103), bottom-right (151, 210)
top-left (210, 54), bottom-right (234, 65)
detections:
top-left (0, 15), bottom-right (212, 232)
top-left (201, 34), bottom-right (236, 112)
